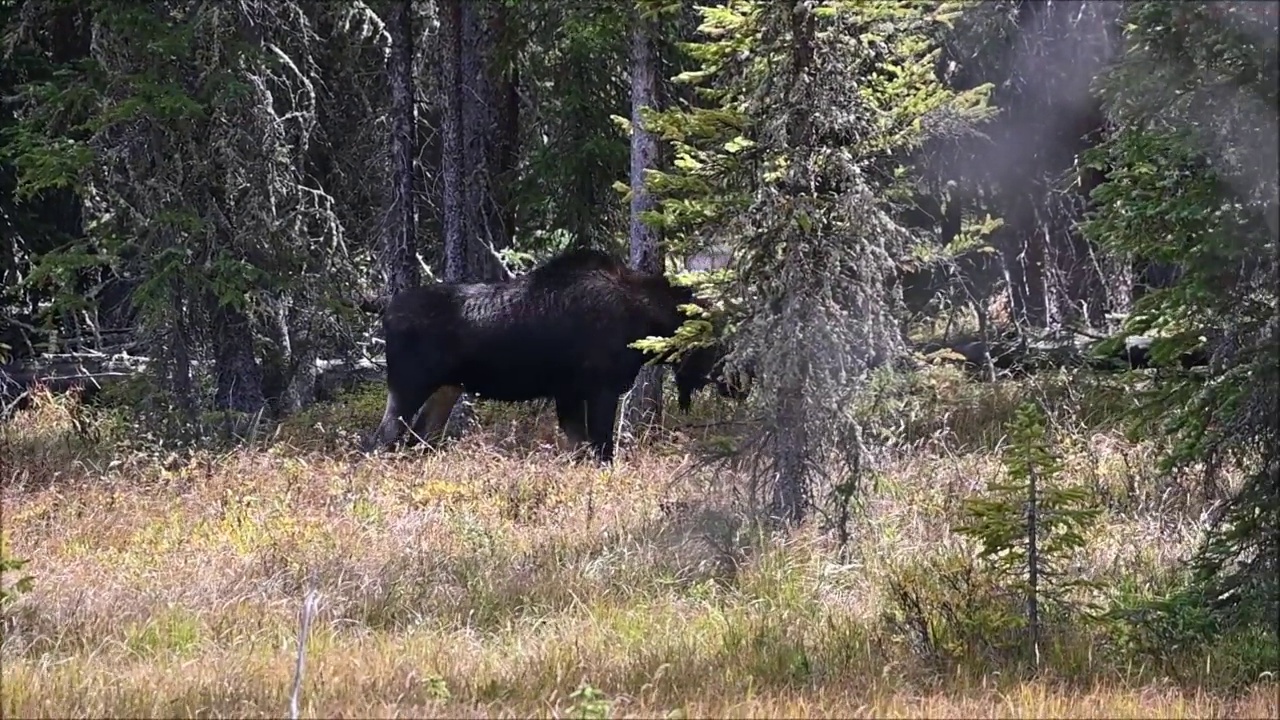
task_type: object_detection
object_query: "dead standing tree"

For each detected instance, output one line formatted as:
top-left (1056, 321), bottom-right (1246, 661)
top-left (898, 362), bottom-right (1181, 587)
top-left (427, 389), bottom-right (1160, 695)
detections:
top-left (382, 0), bottom-right (420, 298)
top-left (620, 5), bottom-right (666, 448)
top-left (437, 0), bottom-right (517, 437)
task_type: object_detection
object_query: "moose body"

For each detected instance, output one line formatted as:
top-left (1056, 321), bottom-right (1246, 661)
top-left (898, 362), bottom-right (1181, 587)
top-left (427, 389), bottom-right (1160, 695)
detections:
top-left (368, 248), bottom-right (729, 462)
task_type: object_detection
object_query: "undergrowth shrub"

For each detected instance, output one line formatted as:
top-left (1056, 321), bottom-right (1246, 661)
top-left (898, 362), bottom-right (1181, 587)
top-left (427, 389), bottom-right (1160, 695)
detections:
top-left (0, 545), bottom-right (35, 610)
top-left (1103, 568), bottom-right (1280, 689)
top-left (880, 544), bottom-right (1031, 673)
top-left (274, 381), bottom-right (386, 451)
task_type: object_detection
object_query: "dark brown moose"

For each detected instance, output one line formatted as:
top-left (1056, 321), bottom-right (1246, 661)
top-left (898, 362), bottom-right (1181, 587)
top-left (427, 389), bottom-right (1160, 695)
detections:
top-left (366, 248), bottom-right (736, 463)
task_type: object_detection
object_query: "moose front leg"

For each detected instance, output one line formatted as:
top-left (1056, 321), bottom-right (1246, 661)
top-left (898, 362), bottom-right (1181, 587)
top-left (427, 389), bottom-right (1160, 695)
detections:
top-left (584, 390), bottom-right (621, 464)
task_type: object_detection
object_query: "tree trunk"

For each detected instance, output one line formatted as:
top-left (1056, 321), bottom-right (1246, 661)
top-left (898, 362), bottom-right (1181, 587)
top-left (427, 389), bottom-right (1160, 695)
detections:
top-left (212, 302), bottom-right (266, 413)
top-left (382, 0), bottom-right (420, 296)
top-left (281, 300), bottom-right (318, 413)
top-left (493, 6), bottom-right (521, 247)
top-left (440, 0), bottom-right (515, 437)
top-left (770, 1), bottom-right (817, 528)
top-left (441, 0), bottom-right (467, 284)
top-left (441, 0), bottom-right (509, 284)
top-left (168, 279), bottom-right (196, 426)
top-left (623, 9), bottom-right (665, 445)
top-left (460, 0), bottom-right (509, 282)
top-left (993, 188), bottom-right (1047, 329)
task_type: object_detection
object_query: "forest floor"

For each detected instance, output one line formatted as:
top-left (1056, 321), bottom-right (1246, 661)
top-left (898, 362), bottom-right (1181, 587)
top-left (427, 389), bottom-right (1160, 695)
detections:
top-left (2, 370), bottom-right (1277, 719)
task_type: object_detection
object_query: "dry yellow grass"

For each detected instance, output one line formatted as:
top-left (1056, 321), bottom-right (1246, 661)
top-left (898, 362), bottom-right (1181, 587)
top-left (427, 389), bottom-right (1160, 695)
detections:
top-left (1, 383), bottom-right (1276, 719)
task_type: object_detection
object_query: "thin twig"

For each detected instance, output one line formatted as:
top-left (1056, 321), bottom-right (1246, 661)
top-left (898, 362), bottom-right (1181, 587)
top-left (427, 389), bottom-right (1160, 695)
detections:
top-left (678, 417), bottom-right (763, 429)
top-left (1, 390), bottom-right (30, 421)
top-left (290, 572), bottom-right (319, 720)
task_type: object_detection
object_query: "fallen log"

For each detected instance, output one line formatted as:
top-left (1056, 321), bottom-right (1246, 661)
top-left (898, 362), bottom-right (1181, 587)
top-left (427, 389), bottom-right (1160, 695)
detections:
top-left (312, 357), bottom-right (384, 403)
top-left (1, 354), bottom-right (150, 417)
top-left (913, 332), bottom-right (1211, 378)
top-left (1, 353), bottom-right (386, 419)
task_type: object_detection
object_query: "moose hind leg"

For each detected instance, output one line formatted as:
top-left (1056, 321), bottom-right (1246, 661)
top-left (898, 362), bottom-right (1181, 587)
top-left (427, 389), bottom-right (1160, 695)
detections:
top-left (369, 388), bottom-right (427, 452)
top-left (584, 390), bottom-right (621, 464)
top-left (411, 385), bottom-right (464, 447)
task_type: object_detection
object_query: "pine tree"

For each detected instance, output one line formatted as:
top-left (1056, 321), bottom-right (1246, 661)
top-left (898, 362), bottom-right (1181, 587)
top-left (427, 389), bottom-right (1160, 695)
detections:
top-left (955, 399), bottom-right (1102, 664)
top-left (1081, 0), bottom-right (1278, 637)
top-left (642, 0), bottom-right (993, 526)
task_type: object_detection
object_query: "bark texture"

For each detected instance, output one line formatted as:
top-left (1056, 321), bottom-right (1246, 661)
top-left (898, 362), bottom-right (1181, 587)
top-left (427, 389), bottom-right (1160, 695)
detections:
top-left (770, 0), bottom-right (817, 527)
top-left (623, 10), bottom-right (665, 442)
top-left (443, 0), bottom-right (511, 284)
top-left (441, 0), bottom-right (467, 283)
top-left (213, 303), bottom-right (266, 413)
top-left (438, 0), bottom-right (518, 435)
top-left (382, 0), bottom-right (420, 296)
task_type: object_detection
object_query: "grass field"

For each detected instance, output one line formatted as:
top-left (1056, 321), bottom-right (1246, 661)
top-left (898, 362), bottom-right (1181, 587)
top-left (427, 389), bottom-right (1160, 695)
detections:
top-left (2, 373), bottom-right (1277, 718)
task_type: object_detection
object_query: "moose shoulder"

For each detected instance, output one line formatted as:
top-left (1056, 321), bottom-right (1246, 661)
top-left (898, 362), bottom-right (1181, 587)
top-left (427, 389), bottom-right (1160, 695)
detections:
top-left (367, 248), bottom-right (731, 463)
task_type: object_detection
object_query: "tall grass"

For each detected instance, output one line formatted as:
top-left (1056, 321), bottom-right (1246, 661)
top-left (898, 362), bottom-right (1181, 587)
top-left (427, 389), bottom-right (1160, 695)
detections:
top-left (1, 377), bottom-right (1275, 718)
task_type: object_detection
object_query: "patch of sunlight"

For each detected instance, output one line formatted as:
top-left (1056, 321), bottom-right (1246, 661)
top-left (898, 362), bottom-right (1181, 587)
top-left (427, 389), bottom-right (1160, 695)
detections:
top-left (349, 494), bottom-right (384, 528)
top-left (123, 606), bottom-right (205, 658)
top-left (128, 510), bottom-right (213, 556)
top-left (734, 545), bottom-right (823, 616)
top-left (409, 478), bottom-right (476, 506)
